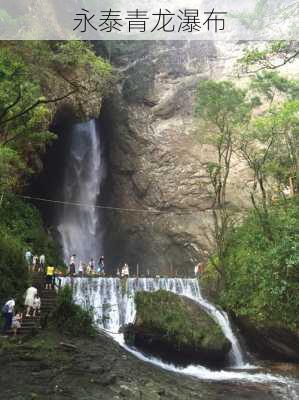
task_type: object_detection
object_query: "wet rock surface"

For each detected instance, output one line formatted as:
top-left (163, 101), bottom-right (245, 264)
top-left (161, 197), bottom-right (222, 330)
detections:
top-left (0, 330), bottom-right (292, 400)
top-left (236, 317), bottom-right (299, 364)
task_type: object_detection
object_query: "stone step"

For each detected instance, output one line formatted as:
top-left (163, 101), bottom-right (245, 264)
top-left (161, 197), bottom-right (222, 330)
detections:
top-left (22, 319), bottom-right (40, 323)
top-left (40, 297), bottom-right (56, 301)
top-left (6, 324), bottom-right (41, 335)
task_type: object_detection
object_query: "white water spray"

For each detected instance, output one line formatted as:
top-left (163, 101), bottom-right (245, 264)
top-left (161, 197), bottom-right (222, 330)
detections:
top-left (60, 277), bottom-right (299, 397)
top-left (61, 277), bottom-right (244, 365)
top-left (57, 120), bottom-right (105, 262)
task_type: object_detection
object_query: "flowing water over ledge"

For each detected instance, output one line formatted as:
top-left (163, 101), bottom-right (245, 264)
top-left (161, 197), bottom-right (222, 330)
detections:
top-left (60, 277), bottom-right (299, 399)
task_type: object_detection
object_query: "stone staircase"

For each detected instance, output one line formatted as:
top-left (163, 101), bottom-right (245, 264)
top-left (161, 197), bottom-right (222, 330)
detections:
top-left (18, 315), bottom-right (41, 335)
top-left (40, 288), bottom-right (57, 315)
top-left (9, 272), bottom-right (58, 336)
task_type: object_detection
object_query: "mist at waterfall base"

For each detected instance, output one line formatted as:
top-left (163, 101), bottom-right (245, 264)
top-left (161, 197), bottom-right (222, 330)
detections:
top-left (57, 120), bottom-right (105, 263)
top-left (60, 277), bottom-right (299, 398)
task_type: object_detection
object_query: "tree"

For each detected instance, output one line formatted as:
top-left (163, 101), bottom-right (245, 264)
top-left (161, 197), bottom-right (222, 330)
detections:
top-left (250, 70), bottom-right (299, 105)
top-left (0, 41), bottom-right (113, 192)
top-left (195, 81), bottom-right (254, 275)
top-left (0, 147), bottom-right (26, 193)
top-left (238, 100), bottom-right (299, 214)
top-left (239, 41), bottom-right (299, 74)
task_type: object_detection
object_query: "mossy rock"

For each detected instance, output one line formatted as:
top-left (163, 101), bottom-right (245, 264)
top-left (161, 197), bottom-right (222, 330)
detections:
top-left (124, 290), bottom-right (231, 367)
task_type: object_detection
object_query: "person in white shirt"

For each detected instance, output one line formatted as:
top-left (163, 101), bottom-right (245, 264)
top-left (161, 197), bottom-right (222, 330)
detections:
top-left (25, 250), bottom-right (32, 270)
top-left (39, 254), bottom-right (45, 272)
top-left (78, 261), bottom-right (84, 277)
top-left (121, 263), bottom-right (129, 278)
top-left (24, 286), bottom-right (38, 317)
top-left (2, 298), bottom-right (15, 333)
top-left (33, 296), bottom-right (41, 317)
top-left (11, 312), bottom-right (22, 336)
top-left (32, 255), bottom-right (38, 272)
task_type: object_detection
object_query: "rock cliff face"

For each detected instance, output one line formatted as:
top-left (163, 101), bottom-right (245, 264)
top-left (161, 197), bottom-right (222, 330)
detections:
top-left (101, 41), bottom-right (253, 275)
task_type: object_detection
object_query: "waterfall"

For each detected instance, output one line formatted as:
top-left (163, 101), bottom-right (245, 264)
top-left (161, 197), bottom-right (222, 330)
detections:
top-left (60, 277), bottom-right (244, 366)
top-left (57, 120), bottom-right (105, 262)
top-left (60, 277), bottom-right (299, 396)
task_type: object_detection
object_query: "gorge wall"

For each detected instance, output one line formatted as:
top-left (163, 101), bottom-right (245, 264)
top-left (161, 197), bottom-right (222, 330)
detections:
top-left (99, 41), bottom-right (254, 275)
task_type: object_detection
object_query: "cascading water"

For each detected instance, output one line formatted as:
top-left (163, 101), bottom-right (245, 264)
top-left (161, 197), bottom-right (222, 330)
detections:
top-left (57, 120), bottom-right (105, 262)
top-left (60, 277), bottom-right (299, 397)
top-left (61, 277), bottom-right (244, 365)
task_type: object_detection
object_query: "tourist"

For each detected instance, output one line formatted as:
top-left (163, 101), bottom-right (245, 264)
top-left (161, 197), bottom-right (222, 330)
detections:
top-left (69, 254), bottom-right (76, 276)
top-left (24, 286), bottom-right (38, 317)
top-left (54, 268), bottom-right (62, 289)
top-left (25, 250), bottom-right (32, 271)
top-left (98, 256), bottom-right (105, 275)
top-left (32, 255), bottom-right (38, 272)
top-left (45, 265), bottom-right (55, 289)
top-left (39, 254), bottom-right (45, 272)
top-left (96, 262), bottom-right (102, 274)
top-left (121, 263), bottom-right (129, 278)
top-left (89, 258), bottom-right (95, 273)
top-left (2, 298), bottom-right (15, 333)
top-left (33, 295), bottom-right (41, 317)
top-left (86, 263), bottom-right (91, 275)
top-left (11, 312), bottom-right (22, 336)
top-left (78, 261), bottom-right (84, 277)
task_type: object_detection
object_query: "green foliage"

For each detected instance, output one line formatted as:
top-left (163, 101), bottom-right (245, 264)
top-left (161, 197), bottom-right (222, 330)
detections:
top-left (221, 199), bottom-right (299, 330)
top-left (0, 41), bottom-right (113, 192)
top-left (0, 147), bottom-right (26, 191)
top-left (52, 285), bottom-right (95, 337)
top-left (135, 290), bottom-right (225, 350)
top-left (239, 98), bottom-right (299, 193)
top-left (250, 71), bottom-right (296, 102)
top-left (0, 193), bottom-right (62, 266)
top-left (238, 41), bottom-right (299, 73)
top-left (0, 228), bottom-right (28, 306)
top-left (195, 81), bottom-right (252, 133)
top-left (0, 40), bottom-right (113, 313)
top-left (194, 80), bottom-right (256, 273)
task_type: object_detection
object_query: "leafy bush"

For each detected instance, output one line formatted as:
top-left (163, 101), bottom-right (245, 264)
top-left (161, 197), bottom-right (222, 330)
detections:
top-left (51, 285), bottom-right (95, 337)
top-left (0, 193), bottom-right (62, 266)
top-left (134, 290), bottom-right (225, 350)
top-left (0, 228), bottom-right (28, 306)
top-left (220, 198), bottom-right (299, 330)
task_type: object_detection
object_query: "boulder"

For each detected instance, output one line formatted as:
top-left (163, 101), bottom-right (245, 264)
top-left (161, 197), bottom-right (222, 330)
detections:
top-left (124, 290), bottom-right (231, 368)
top-left (235, 317), bottom-right (299, 363)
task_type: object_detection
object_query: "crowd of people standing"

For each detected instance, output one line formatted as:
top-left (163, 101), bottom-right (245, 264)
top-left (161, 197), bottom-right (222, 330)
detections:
top-left (69, 255), bottom-right (106, 276)
top-left (67, 254), bottom-right (131, 279)
top-left (1, 249), bottom-right (51, 336)
top-left (2, 285), bottom-right (41, 336)
top-left (25, 250), bottom-right (46, 272)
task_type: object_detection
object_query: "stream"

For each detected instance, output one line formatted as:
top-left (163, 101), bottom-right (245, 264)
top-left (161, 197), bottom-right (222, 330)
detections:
top-left (61, 277), bottom-right (299, 399)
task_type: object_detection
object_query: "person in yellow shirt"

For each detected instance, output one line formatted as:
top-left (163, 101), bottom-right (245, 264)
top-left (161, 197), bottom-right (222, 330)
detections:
top-left (45, 265), bottom-right (55, 290)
